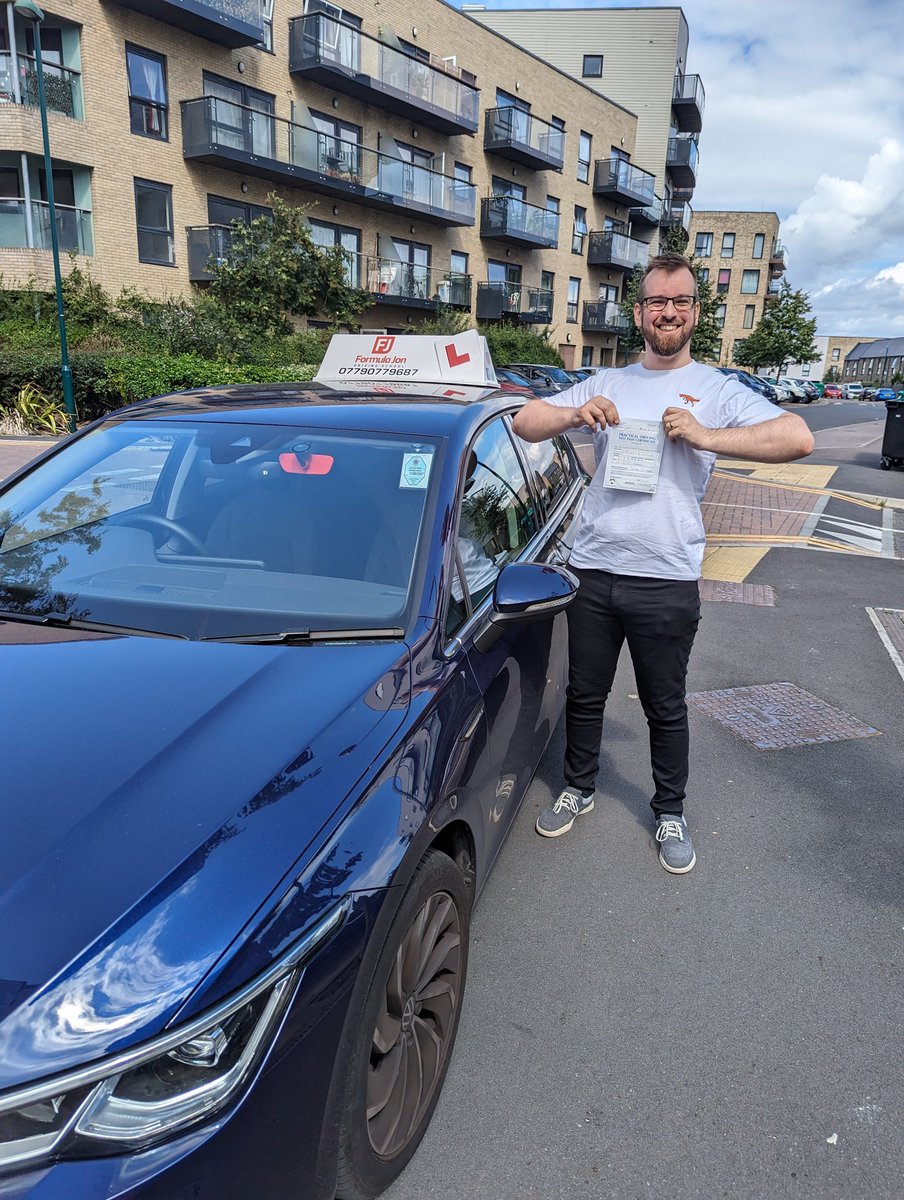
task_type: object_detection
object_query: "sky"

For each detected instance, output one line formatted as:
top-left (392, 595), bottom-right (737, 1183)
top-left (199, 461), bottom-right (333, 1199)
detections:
top-left (452, 0), bottom-right (904, 338)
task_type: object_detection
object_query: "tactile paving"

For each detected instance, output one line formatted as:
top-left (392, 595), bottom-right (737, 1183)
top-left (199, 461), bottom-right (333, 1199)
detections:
top-left (871, 608), bottom-right (904, 660)
top-left (687, 682), bottom-right (880, 750)
top-left (699, 580), bottom-right (775, 606)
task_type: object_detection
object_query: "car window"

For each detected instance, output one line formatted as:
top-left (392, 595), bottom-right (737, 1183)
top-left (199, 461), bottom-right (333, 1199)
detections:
top-left (0, 421), bottom-right (440, 640)
top-left (516, 433), bottom-right (574, 517)
top-left (446, 418), bottom-right (538, 638)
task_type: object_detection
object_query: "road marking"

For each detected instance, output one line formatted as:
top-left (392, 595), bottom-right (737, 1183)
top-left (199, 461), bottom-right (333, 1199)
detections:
top-left (865, 608), bottom-right (904, 686)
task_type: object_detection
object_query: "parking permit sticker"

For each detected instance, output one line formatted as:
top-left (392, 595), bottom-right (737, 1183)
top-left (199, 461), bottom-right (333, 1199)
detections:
top-left (400, 452), bottom-right (433, 489)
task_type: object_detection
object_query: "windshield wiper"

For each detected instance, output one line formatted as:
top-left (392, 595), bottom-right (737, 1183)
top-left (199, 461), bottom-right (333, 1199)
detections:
top-left (0, 609), bottom-right (188, 639)
top-left (205, 627), bottom-right (405, 645)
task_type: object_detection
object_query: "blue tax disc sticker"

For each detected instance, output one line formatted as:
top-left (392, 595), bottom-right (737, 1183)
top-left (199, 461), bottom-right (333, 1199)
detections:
top-left (400, 452), bottom-right (433, 489)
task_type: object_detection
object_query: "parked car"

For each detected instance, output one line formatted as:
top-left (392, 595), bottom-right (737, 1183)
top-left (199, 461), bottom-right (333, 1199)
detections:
top-left (792, 380), bottom-right (820, 401)
top-left (0, 377), bottom-right (585, 1199)
top-left (843, 382), bottom-right (864, 400)
top-left (506, 363), bottom-right (578, 392)
top-left (823, 383), bottom-right (843, 399)
top-left (875, 387), bottom-right (898, 403)
top-left (717, 368), bottom-right (780, 405)
top-left (760, 376), bottom-right (793, 403)
top-left (860, 386), bottom-right (877, 401)
top-left (494, 365), bottom-right (556, 396)
top-left (778, 377), bottom-right (810, 402)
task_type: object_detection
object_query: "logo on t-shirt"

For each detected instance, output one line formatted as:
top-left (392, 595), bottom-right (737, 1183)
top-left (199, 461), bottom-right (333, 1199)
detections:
top-left (678, 393), bottom-right (700, 406)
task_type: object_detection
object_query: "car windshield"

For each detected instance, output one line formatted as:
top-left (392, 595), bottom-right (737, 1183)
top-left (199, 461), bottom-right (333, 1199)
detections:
top-left (0, 420), bottom-right (441, 640)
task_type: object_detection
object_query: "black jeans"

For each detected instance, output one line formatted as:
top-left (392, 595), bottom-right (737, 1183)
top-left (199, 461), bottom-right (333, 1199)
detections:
top-left (564, 568), bottom-right (701, 817)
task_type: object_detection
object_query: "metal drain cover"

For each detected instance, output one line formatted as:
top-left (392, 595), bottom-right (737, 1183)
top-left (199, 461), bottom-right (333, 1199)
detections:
top-left (687, 682), bottom-right (881, 750)
top-left (699, 580), bottom-right (775, 606)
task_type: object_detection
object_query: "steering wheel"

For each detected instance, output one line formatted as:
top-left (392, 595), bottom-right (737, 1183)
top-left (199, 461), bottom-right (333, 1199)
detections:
top-left (128, 513), bottom-right (207, 555)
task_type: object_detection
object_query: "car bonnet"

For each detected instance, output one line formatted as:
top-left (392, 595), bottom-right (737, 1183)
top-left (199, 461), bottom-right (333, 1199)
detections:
top-left (0, 631), bottom-right (409, 1088)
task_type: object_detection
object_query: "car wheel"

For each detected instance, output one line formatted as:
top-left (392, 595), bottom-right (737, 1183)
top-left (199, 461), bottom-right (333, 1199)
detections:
top-left (335, 849), bottom-right (470, 1199)
top-left (880, 457), bottom-right (892, 470)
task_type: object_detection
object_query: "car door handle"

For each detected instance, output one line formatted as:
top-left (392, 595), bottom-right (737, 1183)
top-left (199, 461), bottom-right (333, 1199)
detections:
top-left (461, 702), bottom-right (485, 741)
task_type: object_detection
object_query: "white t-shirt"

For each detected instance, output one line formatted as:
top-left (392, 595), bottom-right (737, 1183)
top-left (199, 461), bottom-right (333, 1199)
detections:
top-left (547, 361), bottom-right (781, 580)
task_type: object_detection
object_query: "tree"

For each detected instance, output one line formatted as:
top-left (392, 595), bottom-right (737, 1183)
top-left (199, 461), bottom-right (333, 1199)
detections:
top-left (208, 195), bottom-right (370, 335)
top-left (732, 282), bottom-right (819, 377)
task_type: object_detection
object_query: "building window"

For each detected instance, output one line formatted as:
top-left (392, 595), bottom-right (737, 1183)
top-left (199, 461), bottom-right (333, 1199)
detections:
top-left (309, 219), bottom-right (361, 286)
top-left (126, 44), bottom-right (168, 139)
top-left (694, 231), bottom-right (712, 258)
top-left (572, 205), bottom-right (587, 254)
top-left (721, 232), bottom-right (735, 258)
top-left (713, 338), bottom-right (723, 360)
top-left (831, 347), bottom-right (840, 361)
top-left (582, 54), bottom-right (603, 77)
top-left (743, 304), bottom-right (756, 329)
top-left (732, 338), bottom-right (745, 360)
top-left (581, 346), bottom-right (594, 366)
top-left (801, 364), bottom-right (811, 376)
top-left (567, 277), bottom-right (580, 322)
top-left (134, 178), bottom-right (174, 264)
top-left (310, 109), bottom-right (362, 176)
top-left (715, 303), bottom-right (726, 329)
top-left (577, 131), bottom-right (592, 183)
top-left (258, 0), bottom-right (274, 51)
top-left (752, 232), bottom-right (765, 259)
top-left (717, 269), bottom-right (731, 294)
top-left (450, 250), bottom-right (468, 275)
top-left (699, 267), bottom-right (709, 284)
top-left (740, 269), bottom-right (760, 294)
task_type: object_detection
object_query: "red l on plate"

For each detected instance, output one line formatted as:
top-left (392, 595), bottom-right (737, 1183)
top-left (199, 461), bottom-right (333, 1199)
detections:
top-left (445, 343), bottom-right (470, 368)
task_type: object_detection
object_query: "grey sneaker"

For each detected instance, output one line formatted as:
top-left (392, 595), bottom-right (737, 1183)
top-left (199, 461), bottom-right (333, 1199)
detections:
top-left (655, 815), bottom-right (696, 873)
top-left (536, 788), bottom-right (594, 838)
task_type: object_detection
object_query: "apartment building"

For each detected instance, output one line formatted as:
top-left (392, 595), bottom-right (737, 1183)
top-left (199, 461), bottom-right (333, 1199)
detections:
top-left (0, 0), bottom-right (678, 368)
top-left (783, 335), bottom-right (879, 382)
top-left (842, 337), bottom-right (904, 387)
top-left (688, 211), bottom-right (785, 365)
top-left (467, 5), bottom-right (704, 251)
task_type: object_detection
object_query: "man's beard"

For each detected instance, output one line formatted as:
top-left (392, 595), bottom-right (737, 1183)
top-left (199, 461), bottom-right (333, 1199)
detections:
top-left (645, 319), bottom-right (695, 359)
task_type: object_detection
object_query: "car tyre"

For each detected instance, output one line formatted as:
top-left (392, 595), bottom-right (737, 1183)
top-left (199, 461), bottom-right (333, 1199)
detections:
top-left (335, 849), bottom-right (471, 1199)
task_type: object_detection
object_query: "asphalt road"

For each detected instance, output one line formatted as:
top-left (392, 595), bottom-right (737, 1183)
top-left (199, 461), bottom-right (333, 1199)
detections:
top-left (384, 401), bottom-right (904, 1200)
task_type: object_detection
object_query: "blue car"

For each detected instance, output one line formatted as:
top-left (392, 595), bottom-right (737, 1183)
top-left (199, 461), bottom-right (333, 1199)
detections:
top-left (875, 387), bottom-right (898, 403)
top-left (0, 381), bottom-right (583, 1198)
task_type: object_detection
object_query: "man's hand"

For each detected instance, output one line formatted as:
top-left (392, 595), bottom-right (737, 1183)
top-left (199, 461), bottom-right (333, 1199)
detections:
top-left (573, 394), bottom-right (620, 433)
top-left (662, 405), bottom-right (711, 450)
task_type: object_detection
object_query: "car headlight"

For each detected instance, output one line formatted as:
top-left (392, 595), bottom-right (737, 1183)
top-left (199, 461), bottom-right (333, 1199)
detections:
top-left (0, 900), bottom-right (348, 1169)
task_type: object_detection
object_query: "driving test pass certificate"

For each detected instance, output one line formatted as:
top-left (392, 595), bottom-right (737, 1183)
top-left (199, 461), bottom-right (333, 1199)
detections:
top-left (602, 419), bottom-right (665, 493)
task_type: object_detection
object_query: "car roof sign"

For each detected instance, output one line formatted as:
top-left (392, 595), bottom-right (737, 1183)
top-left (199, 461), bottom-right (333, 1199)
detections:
top-left (315, 331), bottom-right (498, 389)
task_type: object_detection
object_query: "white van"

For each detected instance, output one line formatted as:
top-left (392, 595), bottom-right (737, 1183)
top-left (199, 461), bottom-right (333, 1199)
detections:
top-left (844, 382), bottom-right (864, 400)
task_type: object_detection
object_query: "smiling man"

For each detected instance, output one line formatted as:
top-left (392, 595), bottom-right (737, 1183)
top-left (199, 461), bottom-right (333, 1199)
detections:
top-left (512, 252), bottom-right (814, 872)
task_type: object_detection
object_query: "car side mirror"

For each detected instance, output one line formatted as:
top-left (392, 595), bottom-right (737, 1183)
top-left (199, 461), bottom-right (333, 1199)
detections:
top-left (474, 562), bottom-right (578, 653)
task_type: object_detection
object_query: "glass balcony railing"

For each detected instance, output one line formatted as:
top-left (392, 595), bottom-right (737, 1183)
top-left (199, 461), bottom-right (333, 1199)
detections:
top-left (181, 97), bottom-right (476, 226)
top-left (629, 194), bottom-right (663, 226)
top-left (483, 107), bottom-right (565, 171)
top-left (587, 230), bottom-right (650, 271)
top-left (582, 301), bottom-right (630, 334)
top-left (0, 198), bottom-right (93, 255)
top-left (362, 256), bottom-right (472, 309)
top-left (288, 14), bottom-right (479, 135)
top-left (475, 281), bottom-right (552, 322)
top-left (593, 158), bottom-right (656, 207)
top-left (666, 136), bottom-right (699, 186)
top-left (0, 52), bottom-right (82, 118)
top-left (479, 195), bottom-right (559, 248)
top-left (660, 199), bottom-right (692, 231)
top-left (672, 73), bottom-right (705, 132)
top-left (111, 0), bottom-right (264, 48)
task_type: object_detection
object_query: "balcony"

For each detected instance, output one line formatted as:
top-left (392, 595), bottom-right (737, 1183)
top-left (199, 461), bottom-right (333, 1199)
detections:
top-left (660, 199), bottom-right (692, 233)
top-left (475, 282), bottom-right (553, 323)
top-left (187, 224), bottom-right (234, 282)
top-left (289, 14), bottom-right (478, 136)
top-left (628, 194), bottom-right (663, 228)
top-left (587, 230), bottom-right (649, 272)
top-left (480, 195), bottom-right (558, 249)
top-left (593, 158), bottom-right (656, 208)
top-left (765, 281), bottom-right (782, 302)
top-left (110, 0), bottom-right (265, 48)
top-left (672, 73), bottom-right (705, 134)
top-left (483, 108), bottom-right (564, 172)
top-left (0, 52), bottom-right (82, 118)
top-left (582, 301), bottom-right (630, 334)
top-left (666, 136), bottom-right (698, 188)
top-left (363, 257), bottom-right (472, 310)
top-left (180, 98), bottom-right (476, 227)
top-left (770, 241), bottom-right (787, 274)
top-left (0, 197), bottom-right (93, 255)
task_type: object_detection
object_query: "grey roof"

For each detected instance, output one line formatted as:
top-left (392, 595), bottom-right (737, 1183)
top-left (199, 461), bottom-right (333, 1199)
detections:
top-left (846, 337), bottom-right (904, 360)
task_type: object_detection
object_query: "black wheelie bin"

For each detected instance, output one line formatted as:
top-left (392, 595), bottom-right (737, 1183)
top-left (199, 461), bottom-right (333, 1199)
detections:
top-left (880, 397), bottom-right (904, 470)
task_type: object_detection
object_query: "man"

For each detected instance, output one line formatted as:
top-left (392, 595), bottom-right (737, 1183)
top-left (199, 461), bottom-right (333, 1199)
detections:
top-left (512, 253), bottom-right (814, 872)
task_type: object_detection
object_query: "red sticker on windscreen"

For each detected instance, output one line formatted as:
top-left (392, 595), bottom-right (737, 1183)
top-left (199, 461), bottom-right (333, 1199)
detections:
top-left (279, 452), bottom-right (334, 475)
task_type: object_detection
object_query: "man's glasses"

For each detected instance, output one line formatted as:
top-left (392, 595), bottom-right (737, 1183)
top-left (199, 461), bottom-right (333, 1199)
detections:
top-left (639, 295), bottom-right (698, 312)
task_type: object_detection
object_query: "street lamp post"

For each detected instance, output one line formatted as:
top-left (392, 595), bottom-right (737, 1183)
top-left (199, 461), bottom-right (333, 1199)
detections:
top-left (14, 0), bottom-right (78, 434)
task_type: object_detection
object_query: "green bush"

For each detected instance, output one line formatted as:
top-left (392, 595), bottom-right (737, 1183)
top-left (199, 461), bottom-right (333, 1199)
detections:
top-left (0, 351), bottom-right (120, 421)
top-left (479, 323), bottom-right (563, 367)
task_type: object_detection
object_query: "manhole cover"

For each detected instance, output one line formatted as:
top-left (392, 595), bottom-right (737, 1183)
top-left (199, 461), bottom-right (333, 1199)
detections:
top-left (687, 682), bottom-right (881, 750)
top-left (699, 580), bottom-right (775, 606)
